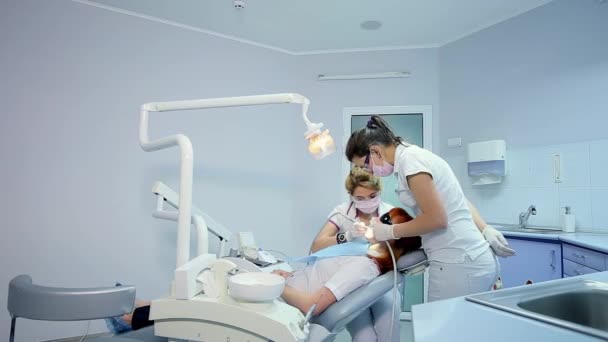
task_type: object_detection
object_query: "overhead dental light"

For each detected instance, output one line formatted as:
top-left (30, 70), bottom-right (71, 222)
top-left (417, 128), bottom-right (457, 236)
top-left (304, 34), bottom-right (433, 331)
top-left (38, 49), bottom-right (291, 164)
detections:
top-left (299, 99), bottom-right (336, 160)
top-left (138, 93), bottom-right (334, 341)
top-left (139, 93), bottom-right (334, 269)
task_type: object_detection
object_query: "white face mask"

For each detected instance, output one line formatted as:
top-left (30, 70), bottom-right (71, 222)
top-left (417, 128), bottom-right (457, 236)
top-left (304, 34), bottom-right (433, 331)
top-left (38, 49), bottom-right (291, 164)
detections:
top-left (353, 195), bottom-right (382, 214)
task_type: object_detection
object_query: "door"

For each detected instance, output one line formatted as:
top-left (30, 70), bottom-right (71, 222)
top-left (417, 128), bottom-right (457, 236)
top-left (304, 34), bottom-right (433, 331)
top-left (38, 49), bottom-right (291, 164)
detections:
top-left (343, 105), bottom-right (432, 314)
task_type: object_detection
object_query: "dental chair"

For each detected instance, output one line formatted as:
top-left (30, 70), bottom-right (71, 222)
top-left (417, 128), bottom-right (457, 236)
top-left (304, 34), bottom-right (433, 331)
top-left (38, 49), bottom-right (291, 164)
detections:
top-left (309, 248), bottom-right (428, 341)
top-left (7, 249), bottom-right (427, 342)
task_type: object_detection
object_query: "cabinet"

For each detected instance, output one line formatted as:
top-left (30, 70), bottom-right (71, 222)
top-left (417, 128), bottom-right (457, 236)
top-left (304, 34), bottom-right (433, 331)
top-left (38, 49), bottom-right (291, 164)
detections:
top-left (500, 238), bottom-right (562, 288)
top-left (562, 243), bottom-right (607, 277)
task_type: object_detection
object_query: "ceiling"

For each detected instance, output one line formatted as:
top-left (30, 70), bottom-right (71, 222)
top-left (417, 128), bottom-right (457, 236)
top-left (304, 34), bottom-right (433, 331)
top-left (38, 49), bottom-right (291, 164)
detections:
top-left (77, 0), bottom-right (554, 55)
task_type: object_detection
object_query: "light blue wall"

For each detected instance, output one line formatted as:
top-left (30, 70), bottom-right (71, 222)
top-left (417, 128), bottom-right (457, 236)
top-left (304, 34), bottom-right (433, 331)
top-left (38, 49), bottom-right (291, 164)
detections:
top-left (0, 0), bottom-right (438, 340)
top-left (439, 0), bottom-right (608, 231)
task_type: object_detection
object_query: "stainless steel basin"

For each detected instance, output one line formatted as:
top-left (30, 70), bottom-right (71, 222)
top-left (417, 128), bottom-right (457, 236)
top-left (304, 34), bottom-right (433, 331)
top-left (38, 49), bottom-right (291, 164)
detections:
top-left (466, 279), bottom-right (608, 339)
top-left (518, 290), bottom-right (608, 331)
top-left (491, 224), bottom-right (562, 234)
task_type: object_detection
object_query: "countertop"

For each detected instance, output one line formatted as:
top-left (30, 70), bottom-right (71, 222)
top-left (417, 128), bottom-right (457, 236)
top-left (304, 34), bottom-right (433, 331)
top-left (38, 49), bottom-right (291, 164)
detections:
top-left (412, 271), bottom-right (608, 342)
top-left (493, 226), bottom-right (608, 253)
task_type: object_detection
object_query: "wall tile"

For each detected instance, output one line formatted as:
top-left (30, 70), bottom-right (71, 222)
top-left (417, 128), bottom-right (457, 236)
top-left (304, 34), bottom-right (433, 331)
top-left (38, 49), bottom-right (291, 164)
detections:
top-left (479, 187), bottom-right (517, 224)
top-left (591, 187), bottom-right (608, 232)
top-left (552, 142), bottom-right (590, 188)
top-left (520, 187), bottom-right (560, 227)
top-left (590, 140), bottom-right (608, 187)
top-left (502, 148), bottom-right (532, 188)
top-left (529, 146), bottom-right (558, 188)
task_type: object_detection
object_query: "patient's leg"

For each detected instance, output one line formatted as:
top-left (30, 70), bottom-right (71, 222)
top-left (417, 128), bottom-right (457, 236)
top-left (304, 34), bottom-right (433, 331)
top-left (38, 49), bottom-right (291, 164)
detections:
top-left (346, 309), bottom-right (377, 341)
top-left (370, 291), bottom-right (401, 342)
top-left (280, 285), bottom-right (337, 315)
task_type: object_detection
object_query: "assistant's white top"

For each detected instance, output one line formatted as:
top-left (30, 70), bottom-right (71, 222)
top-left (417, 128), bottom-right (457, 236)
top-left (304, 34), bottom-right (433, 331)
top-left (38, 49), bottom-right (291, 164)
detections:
top-left (393, 144), bottom-right (489, 263)
top-left (327, 201), bottom-right (394, 234)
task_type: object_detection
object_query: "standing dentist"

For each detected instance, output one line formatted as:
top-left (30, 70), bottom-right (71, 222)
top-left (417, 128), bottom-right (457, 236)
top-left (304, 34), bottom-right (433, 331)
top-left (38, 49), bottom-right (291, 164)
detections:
top-left (346, 115), bottom-right (514, 301)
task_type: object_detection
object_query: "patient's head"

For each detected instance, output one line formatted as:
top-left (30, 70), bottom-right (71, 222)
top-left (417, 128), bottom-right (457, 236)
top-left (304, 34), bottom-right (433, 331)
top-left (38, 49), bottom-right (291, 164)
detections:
top-left (368, 208), bottom-right (422, 274)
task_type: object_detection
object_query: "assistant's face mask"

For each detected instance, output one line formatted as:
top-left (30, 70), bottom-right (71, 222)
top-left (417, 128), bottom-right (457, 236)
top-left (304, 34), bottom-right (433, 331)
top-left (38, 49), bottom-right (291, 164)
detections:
top-left (370, 152), bottom-right (394, 177)
top-left (353, 195), bottom-right (382, 214)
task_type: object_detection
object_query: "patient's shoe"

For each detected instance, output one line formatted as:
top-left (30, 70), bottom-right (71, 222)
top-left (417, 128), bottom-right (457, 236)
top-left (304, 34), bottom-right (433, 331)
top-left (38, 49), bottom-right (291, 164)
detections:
top-left (104, 282), bottom-right (133, 334)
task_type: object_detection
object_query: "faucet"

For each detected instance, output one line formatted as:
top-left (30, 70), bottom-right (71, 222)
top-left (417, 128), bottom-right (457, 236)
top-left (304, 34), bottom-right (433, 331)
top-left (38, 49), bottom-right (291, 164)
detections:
top-left (519, 205), bottom-right (537, 228)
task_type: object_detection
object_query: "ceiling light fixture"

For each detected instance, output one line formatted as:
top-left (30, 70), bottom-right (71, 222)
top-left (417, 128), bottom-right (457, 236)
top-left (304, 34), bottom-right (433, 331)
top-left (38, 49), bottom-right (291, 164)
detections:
top-left (360, 20), bottom-right (382, 30)
top-left (317, 71), bottom-right (410, 81)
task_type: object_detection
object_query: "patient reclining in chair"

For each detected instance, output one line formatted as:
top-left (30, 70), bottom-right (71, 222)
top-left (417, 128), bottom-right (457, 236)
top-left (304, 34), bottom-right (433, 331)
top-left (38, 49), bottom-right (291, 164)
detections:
top-left (274, 208), bottom-right (420, 316)
top-left (105, 208), bottom-right (420, 338)
top-left (273, 207), bottom-right (421, 342)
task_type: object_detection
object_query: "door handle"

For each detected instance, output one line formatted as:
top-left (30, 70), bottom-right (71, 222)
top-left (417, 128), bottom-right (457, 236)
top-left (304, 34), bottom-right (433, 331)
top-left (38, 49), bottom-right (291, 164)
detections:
top-left (550, 250), bottom-right (556, 271)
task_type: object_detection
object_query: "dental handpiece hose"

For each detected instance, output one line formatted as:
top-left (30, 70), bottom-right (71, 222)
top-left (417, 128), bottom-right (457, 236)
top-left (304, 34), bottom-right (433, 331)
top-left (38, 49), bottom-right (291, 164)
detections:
top-left (329, 212), bottom-right (398, 342)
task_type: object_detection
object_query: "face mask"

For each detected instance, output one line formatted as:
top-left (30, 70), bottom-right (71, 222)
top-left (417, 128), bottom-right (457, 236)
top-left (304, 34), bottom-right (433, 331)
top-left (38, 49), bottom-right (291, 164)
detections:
top-left (353, 195), bottom-right (382, 214)
top-left (370, 153), bottom-right (394, 177)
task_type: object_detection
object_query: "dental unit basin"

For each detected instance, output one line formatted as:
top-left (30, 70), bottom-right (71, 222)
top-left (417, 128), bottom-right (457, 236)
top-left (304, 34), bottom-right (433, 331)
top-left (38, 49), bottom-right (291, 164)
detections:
top-left (466, 278), bottom-right (608, 339)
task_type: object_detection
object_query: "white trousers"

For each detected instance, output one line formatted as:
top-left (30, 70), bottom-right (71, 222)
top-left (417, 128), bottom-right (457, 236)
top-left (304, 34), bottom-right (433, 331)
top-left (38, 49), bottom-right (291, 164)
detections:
top-left (427, 247), bottom-right (500, 302)
top-left (346, 290), bottom-right (401, 342)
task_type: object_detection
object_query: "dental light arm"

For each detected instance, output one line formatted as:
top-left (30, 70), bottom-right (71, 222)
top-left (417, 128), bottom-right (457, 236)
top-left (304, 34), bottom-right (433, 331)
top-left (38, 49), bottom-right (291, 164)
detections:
top-left (152, 181), bottom-right (232, 257)
top-left (139, 93), bottom-right (334, 270)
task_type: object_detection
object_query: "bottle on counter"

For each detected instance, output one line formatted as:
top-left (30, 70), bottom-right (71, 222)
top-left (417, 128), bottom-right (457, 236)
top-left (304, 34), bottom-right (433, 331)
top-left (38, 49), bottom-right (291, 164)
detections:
top-left (560, 206), bottom-right (576, 233)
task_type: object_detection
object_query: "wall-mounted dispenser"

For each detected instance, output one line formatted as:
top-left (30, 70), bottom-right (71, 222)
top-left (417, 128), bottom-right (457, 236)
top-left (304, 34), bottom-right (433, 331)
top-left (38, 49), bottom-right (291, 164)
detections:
top-left (467, 140), bottom-right (506, 185)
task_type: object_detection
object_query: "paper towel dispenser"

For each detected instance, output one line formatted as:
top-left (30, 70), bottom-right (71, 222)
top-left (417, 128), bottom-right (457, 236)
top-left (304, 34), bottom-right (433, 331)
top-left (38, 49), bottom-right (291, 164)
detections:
top-left (467, 140), bottom-right (506, 185)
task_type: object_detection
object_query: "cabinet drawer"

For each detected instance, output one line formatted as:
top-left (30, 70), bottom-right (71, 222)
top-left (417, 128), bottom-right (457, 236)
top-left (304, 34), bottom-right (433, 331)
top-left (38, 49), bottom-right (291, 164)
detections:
top-left (562, 244), bottom-right (607, 271)
top-left (563, 259), bottom-right (600, 277)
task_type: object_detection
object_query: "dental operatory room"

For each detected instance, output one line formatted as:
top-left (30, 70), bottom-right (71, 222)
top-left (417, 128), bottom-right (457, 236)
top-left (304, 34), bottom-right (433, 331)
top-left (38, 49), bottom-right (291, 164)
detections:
top-left (2, 0), bottom-right (608, 341)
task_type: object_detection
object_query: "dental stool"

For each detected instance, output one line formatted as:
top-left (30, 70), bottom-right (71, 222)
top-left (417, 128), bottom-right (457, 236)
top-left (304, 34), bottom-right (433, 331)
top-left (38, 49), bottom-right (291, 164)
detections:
top-left (7, 274), bottom-right (140, 342)
top-left (309, 248), bottom-right (428, 342)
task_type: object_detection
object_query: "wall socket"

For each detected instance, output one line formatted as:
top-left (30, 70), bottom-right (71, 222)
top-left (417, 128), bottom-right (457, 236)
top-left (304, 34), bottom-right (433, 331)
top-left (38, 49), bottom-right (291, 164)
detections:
top-left (447, 137), bottom-right (462, 147)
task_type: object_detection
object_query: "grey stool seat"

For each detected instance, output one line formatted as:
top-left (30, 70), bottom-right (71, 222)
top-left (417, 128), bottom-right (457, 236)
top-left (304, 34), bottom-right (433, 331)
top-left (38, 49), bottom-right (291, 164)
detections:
top-left (7, 275), bottom-right (137, 342)
top-left (312, 249), bottom-right (428, 334)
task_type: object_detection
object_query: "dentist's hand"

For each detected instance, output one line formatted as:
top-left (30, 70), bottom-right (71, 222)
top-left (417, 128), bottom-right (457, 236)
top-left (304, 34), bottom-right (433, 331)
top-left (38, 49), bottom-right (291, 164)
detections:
top-left (352, 222), bottom-right (372, 242)
top-left (345, 222), bottom-right (367, 241)
top-left (359, 218), bottom-right (397, 242)
top-left (483, 225), bottom-right (516, 257)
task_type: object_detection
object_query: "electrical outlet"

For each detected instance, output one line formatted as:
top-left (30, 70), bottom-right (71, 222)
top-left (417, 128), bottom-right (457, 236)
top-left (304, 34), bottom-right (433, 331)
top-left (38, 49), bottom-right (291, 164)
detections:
top-left (447, 137), bottom-right (462, 148)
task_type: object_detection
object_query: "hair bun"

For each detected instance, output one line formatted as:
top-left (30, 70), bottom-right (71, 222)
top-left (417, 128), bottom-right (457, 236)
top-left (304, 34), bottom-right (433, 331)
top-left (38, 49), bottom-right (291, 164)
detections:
top-left (366, 118), bottom-right (376, 128)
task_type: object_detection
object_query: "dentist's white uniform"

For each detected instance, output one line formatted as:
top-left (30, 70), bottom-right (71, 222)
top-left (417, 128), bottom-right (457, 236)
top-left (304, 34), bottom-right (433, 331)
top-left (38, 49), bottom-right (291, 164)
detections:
top-left (393, 144), bottom-right (499, 301)
top-left (327, 201), bottom-right (401, 342)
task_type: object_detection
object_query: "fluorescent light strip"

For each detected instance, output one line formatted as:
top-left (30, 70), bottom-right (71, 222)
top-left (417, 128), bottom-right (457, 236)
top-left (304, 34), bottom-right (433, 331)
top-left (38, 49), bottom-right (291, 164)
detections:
top-left (317, 71), bottom-right (410, 81)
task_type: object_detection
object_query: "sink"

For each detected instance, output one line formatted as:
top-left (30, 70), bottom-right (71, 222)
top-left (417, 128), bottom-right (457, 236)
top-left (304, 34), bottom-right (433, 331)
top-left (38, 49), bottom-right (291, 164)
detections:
top-left (518, 290), bottom-right (608, 331)
top-left (491, 224), bottom-right (562, 234)
top-left (466, 279), bottom-right (608, 339)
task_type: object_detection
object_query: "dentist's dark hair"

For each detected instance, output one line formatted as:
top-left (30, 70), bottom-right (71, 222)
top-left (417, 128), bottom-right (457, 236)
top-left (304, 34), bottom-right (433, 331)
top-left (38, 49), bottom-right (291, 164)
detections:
top-left (345, 115), bottom-right (405, 161)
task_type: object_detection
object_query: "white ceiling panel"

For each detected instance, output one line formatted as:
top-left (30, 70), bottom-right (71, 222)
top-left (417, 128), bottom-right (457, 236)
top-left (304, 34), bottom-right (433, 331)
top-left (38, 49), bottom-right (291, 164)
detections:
top-left (78, 0), bottom-right (554, 54)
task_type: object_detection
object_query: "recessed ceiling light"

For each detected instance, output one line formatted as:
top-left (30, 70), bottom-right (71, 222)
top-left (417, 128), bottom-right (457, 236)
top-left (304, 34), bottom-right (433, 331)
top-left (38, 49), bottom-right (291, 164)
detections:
top-left (360, 20), bottom-right (382, 31)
